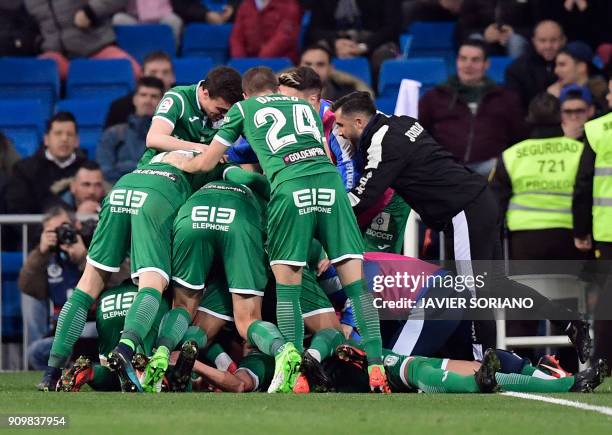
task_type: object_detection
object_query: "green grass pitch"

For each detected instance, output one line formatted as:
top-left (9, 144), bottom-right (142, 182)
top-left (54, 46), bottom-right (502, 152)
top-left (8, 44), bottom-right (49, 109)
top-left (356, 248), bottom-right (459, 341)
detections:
top-left (0, 372), bottom-right (610, 435)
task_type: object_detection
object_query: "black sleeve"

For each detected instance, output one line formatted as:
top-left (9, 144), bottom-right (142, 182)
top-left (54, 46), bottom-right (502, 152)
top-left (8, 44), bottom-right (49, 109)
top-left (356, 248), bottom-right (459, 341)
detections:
top-left (4, 163), bottom-right (36, 213)
top-left (572, 140), bottom-right (595, 238)
top-left (348, 127), bottom-right (407, 216)
top-left (490, 156), bottom-right (512, 225)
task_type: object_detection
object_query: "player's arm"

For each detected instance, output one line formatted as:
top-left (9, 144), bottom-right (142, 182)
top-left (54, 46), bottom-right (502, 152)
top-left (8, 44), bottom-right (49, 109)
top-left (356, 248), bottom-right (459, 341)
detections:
top-left (146, 92), bottom-right (207, 153)
top-left (192, 360), bottom-right (254, 392)
top-left (348, 127), bottom-right (406, 216)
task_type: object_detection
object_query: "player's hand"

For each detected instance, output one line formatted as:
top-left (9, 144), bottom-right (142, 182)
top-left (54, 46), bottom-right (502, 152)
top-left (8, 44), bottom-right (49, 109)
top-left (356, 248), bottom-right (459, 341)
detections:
top-left (316, 258), bottom-right (331, 276)
top-left (39, 229), bottom-right (58, 254)
top-left (74, 10), bottom-right (91, 29)
top-left (76, 200), bottom-right (100, 215)
top-left (574, 235), bottom-right (592, 252)
top-left (60, 235), bottom-right (87, 263)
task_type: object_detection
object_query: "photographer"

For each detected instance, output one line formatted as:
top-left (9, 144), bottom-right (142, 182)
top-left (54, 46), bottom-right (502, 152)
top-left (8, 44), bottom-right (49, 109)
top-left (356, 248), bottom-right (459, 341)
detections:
top-left (18, 206), bottom-right (91, 369)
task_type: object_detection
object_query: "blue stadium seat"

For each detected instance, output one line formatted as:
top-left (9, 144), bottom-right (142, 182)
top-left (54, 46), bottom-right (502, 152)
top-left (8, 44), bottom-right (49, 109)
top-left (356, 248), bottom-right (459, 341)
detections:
top-left (0, 99), bottom-right (46, 157)
top-left (182, 24), bottom-right (233, 64)
top-left (488, 56), bottom-right (513, 84)
top-left (378, 58), bottom-right (447, 98)
top-left (332, 57), bottom-right (372, 87)
top-left (173, 57), bottom-right (214, 86)
top-left (406, 21), bottom-right (456, 68)
top-left (0, 58), bottom-right (59, 117)
top-left (56, 99), bottom-right (113, 159)
top-left (228, 57), bottom-right (293, 74)
top-left (1, 251), bottom-right (24, 339)
top-left (66, 59), bottom-right (135, 100)
top-left (114, 24), bottom-right (176, 63)
top-left (375, 96), bottom-right (397, 115)
top-left (400, 34), bottom-right (413, 58)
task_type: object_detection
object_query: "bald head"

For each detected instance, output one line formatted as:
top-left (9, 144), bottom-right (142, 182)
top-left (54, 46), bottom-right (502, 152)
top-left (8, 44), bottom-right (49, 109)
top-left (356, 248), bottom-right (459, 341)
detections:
top-left (533, 20), bottom-right (566, 61)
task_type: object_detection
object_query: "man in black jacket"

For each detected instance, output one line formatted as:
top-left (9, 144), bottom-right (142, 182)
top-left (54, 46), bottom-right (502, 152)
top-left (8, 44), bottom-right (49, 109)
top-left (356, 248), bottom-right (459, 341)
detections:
top-left (505, 20), bottom-right (566, 110)
top-left (332, 91), bottom-right (591, 362)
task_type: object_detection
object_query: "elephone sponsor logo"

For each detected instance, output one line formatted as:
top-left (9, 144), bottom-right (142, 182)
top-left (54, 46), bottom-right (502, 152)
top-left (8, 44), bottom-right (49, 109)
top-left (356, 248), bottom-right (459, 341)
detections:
top-left (109, 189), bottom-right (148, 215)
top-left (191, 206), bottom-right (236, 231)
top-left (157, 97), bottom-right (173, 114)
top-left (293, 188), bottom-right (335, 215)
top-left (405, 122), bottom-right (424, 143)
top-left (283, 147), bottom-right (326, 165)
top-left (100, 292), bottom-right (137, 319)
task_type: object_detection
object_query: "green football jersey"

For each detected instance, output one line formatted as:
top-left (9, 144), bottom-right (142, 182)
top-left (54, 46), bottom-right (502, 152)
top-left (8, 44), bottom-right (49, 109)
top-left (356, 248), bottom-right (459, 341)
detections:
top-left (139, 81), bottom-right (225, 166)
top-left (96, 282), bottom-right (170, 358)
top-left (214, 94), bottom-right (337, 191)
top-left (237, 351), bottom-right (275, 392)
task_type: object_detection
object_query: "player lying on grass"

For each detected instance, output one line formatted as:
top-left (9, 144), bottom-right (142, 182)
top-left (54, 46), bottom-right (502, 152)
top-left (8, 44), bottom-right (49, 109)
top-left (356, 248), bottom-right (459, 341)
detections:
top-left (334, 344), bottom-right (608, 394)
top-left (164, 66), bottom-right (388, 392)
top-left (56, 282), bottom-right (205, 392)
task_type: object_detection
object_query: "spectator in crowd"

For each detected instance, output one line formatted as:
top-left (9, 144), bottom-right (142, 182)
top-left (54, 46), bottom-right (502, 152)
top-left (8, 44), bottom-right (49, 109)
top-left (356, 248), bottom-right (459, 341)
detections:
top-left (5, 112), bottom-right (86, 215)
top-left (112, 0), bottom-right (183, 46)
top-left (419, 38), bottom-right (527, 177)
top-left (402, 0), bottom-right (462, 30)
top-left (171, 0), bottom-right (238, 24)
top-left (24, 0), bottom-right (141, 80)
top-left (306, 0), bottom-right (402, 78)
top-left (0, 132), bottom-right (20, 189)
top-left (299, 44), bottom-right (373, 101)
top-left (560, 84), bottom-right (595, 140)
top-left (530, 0), bottom-right (596, 50)
top-left (547, 41), bottom-right (608, 111)
top-left (18, 206), bottom-right (88, 369)
top-left (60, 161), bottom-right (106, 214)
top-left (455, 0), bottom-right (532, 59)
top-left (97, 77), bottom-right (165, 182)
top-left (505, 20), bottom-right (566, 111)
top-left (0, 1), bottom-right (39, 56)
top-left (229, 0), bottom-right (301, 64)
top-left (105, 51), bottom-right (175, 128)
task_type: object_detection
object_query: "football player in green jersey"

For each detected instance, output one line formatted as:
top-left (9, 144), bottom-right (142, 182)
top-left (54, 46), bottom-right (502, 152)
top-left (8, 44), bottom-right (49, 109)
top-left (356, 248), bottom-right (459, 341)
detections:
top-left (165, 67), bottom-right (388, 393)
top-left (142, 66), bottom-right (243, 164)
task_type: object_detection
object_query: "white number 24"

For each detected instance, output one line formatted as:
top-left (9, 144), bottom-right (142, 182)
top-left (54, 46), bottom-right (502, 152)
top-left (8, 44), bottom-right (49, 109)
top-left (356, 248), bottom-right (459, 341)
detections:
top-left (253, 104), bottom-right (322, 153)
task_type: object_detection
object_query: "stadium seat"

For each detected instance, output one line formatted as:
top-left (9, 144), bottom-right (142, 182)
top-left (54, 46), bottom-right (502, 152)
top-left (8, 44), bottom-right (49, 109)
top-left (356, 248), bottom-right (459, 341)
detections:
top-left (55, 99), bottom-right (113, 158)
top-left (488, 56), bottom-right (513, 84)
top-left (0, 58), bottom-right (59, 117)
top-left (66, 59), bottom-right (135, 101)
top-left (378, 58), bottom-right (447, 98)
top-left (228, 57), bottom-right (293, 74)
top-left (375, 96), bottom-right (397, 115)
top-left (0, 99), bottom-right (46, 157)
top-left (400, 34), bottom-right (413, 58)
top-left (173, 57), bottom-right (215, 86)
top-left (114, 24), bottom-right (176, 63)
top-left (181, 24), bottom-right (233, 64)
top-left (332, 57), bottom-right (372, 87)
top-left (1, 251), bottom-right (24, 340)
top-left (406, 21), bottom-right (456, 68)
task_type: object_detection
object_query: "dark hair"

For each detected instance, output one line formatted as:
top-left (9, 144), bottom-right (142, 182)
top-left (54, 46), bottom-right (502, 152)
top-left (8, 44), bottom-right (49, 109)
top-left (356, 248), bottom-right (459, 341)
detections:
top-left (459, 38), bottom-right (489, 59)
top-left (242, 66), bottom-right (278, 95)
top-left (331, 91), bottom-right (376, 116)
top-left (527, 93), bottom-right (561, 125)
top-left (202, 66), bottom-right (243, 104)
top-left (78, 160), bottom-right (101, 171)
top-left (142, 51), bottom-right (173, 69)
top-left (42, 205), bottom-right (74, 226)
top-left (47, 112), bottom-right (77, 133)
top-left (278, 66), bottom-right (323, 93)
top-left (300, 44), bottom-right (333, 63)
top-left (136, 76), bottom-right (165, 94)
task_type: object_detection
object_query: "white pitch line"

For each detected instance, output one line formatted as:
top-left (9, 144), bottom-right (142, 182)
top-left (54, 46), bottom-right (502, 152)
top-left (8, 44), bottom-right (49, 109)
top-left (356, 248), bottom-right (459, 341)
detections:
top-left (502, 391), bottom-right (612, 417)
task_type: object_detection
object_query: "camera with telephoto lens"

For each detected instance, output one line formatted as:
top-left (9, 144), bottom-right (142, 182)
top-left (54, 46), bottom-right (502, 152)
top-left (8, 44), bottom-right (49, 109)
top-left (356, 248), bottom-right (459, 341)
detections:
top-left (55, 222), bottom-right (78, 246)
